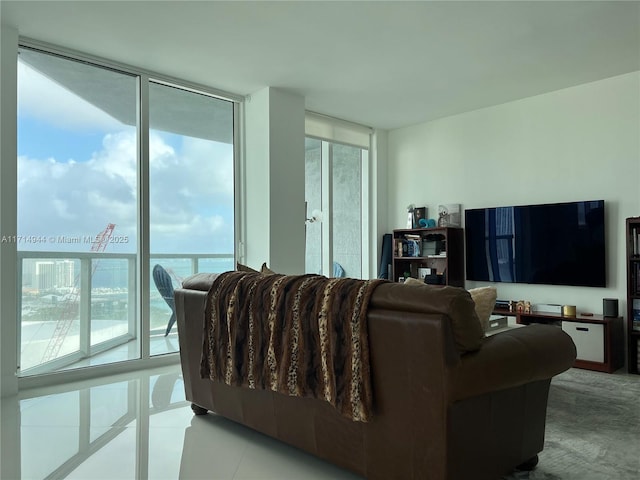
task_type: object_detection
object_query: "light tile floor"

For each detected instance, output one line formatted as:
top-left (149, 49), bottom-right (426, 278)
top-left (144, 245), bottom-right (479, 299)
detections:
top-left (3, 364), bottom-right (639, 479)
top-left (1, 364), bottom-right (361, 480)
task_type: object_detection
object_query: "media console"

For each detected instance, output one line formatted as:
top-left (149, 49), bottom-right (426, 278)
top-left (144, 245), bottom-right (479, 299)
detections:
top-left (493, 309), bottom-right (624, 373)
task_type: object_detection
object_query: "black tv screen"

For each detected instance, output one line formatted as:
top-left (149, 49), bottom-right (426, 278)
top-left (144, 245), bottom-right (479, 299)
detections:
top-left (465, 200), bottom-right (605, 287)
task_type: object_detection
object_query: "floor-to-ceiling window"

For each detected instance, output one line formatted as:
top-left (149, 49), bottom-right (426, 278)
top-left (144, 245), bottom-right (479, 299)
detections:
top-left (148, 82), bottom-right (235, 354)
top-left (16, 45), bottom-right (237, 376)
top-left (304, 114), bottom-right (371, 279)
top-left (17, 48), bottom-right (139, 375)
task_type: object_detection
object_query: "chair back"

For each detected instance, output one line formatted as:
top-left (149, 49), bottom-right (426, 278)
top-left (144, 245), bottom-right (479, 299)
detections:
top-left (153, 264), bottom-right (175, 301)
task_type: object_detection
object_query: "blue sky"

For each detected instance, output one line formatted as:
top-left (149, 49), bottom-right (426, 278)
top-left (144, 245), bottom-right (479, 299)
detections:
top-left (18, 115), bottom-right (104, 162)
top-left (17, 58), bottom-right (235, 255)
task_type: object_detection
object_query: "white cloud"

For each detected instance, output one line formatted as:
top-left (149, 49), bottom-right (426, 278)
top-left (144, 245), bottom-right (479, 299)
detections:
top-left (18, 130), bottom-right (235, 254)
top-left (91, 130), bottom-right (138, 191)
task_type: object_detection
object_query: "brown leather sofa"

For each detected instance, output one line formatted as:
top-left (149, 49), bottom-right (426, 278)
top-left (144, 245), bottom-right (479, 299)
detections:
top-left (175, 273), bottom-right (576, 480)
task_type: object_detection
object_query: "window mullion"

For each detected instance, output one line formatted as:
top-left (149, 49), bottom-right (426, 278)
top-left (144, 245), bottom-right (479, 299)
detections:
top-left (321, 142), bottom-right (332, 277)
top-left (138, 76), bottom-right (151, 360)
top-left (360, 149), bottom-right (370, 279)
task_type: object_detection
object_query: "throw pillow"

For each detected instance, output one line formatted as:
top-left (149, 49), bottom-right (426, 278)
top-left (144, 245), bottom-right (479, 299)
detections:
top-left (403, 277), bottom-right (425, 286)
top-left (468, 286), bottom-right (497, 332)
top-left (261, 262), bottom-right (276, 275)
top-left (236, 262), bottom-right (258, 273)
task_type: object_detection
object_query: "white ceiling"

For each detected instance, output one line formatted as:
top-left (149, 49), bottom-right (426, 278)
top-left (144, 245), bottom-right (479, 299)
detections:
top-left (2, 0), bottom-right (639, 130)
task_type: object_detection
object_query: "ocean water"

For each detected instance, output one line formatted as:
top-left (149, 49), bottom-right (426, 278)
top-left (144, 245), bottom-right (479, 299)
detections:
top-left (88, 256), bottom-right (234, 289)
top-left (21, 255), bottom-right (234, 319)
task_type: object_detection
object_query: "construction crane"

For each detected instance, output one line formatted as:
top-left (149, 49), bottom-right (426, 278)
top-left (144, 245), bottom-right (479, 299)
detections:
top-left (40, 223), bottom-right (116, 363)
top-left (90, 223), bottom-right (116, 253)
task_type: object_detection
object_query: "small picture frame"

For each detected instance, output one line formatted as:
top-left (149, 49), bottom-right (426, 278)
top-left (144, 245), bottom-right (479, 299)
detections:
top-left (437, 204), bottom-right (461, 227)
top-left (412, 207), bottom-right (427, 228)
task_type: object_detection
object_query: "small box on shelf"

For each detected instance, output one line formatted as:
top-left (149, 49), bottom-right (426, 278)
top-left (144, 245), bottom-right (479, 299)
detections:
top-left (424, 270), bottom-right (445, 285)
top-left (417, 267), bottom-right (433, 279)
top-left (422, 240), bottom-right (437, 256)
top-left (422, 234), bottom-right (445, 255)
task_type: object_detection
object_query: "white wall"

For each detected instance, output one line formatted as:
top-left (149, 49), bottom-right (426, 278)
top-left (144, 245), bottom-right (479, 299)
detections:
top-left (371, 129), bottom-right (389, 278)
top-left (244, 87), bottom-right (305, 274)
top-left (387, 72), bottom-right (640, 315)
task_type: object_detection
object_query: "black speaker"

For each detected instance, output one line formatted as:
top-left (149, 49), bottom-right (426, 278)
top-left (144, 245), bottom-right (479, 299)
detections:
top-left (603, 298), bottom-right (618, 317)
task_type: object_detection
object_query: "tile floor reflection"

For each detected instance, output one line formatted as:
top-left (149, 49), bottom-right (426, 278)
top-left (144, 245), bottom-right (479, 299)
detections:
top-left (3, 365), bottom-right (640, 479)
top-left (0, 364), bottom-right (361, 480)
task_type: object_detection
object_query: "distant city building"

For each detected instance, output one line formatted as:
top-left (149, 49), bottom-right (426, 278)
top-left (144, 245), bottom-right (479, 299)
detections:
top-left (56, 260), bottom-right (75, 288)
top-left (22, 259), bottom-right (36, 287)
top-left (35, 261), bottom-right (55, 291)
top-left (29, 259), bottom-right (76, 291)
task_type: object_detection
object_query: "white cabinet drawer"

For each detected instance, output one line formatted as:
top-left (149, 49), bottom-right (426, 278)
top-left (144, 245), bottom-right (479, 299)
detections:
top-left (562, 321), bottom-right (604, 363)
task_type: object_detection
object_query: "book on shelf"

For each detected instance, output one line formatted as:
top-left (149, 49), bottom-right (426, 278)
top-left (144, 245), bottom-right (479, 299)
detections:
top-left (633, 227), bottom-right (640, 256)
top-left (406, 239), bottom-right (421, 257)
top-left (634, 227), bottom-right (640, 256)
top-left (394, 239), bottom-right (403, 257)
top-left (396, 238), bottom-right (421, 257)
top-left (633, 262), bottom-right (640, 295)
top-left (634, 300), bottom-right (640, 331)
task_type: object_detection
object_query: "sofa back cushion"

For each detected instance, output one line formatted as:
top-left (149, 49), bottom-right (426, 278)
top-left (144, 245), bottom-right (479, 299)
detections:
top-left (370, 282), bottom-right (485, 354)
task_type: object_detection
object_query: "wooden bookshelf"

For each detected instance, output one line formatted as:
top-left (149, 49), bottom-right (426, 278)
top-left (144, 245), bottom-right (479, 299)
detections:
top-left (391, 227), bottom-right (464, 287)
top-left (626, 217), bottom-right (640, 374)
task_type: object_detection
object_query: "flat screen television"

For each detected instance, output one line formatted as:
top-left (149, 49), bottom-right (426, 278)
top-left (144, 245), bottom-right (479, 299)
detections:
top-left (465, 200), bottom-right (605, 287)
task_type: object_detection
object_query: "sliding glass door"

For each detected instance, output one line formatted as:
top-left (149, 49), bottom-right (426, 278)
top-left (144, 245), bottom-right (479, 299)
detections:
top-left (304, 138), bottom-right (368, 279)
top-left (148, 82), bottom-right (235, 355)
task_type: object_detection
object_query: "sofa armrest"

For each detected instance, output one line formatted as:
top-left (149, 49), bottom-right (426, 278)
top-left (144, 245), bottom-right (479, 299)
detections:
top-left (181, 273), bottom-right (220, 291)
top-left (448, 324), bottom-right (576, 402)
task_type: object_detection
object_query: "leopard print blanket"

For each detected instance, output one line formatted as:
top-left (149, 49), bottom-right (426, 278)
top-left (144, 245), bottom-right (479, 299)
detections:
top-left (200, 270), bottom-right (384, 422)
